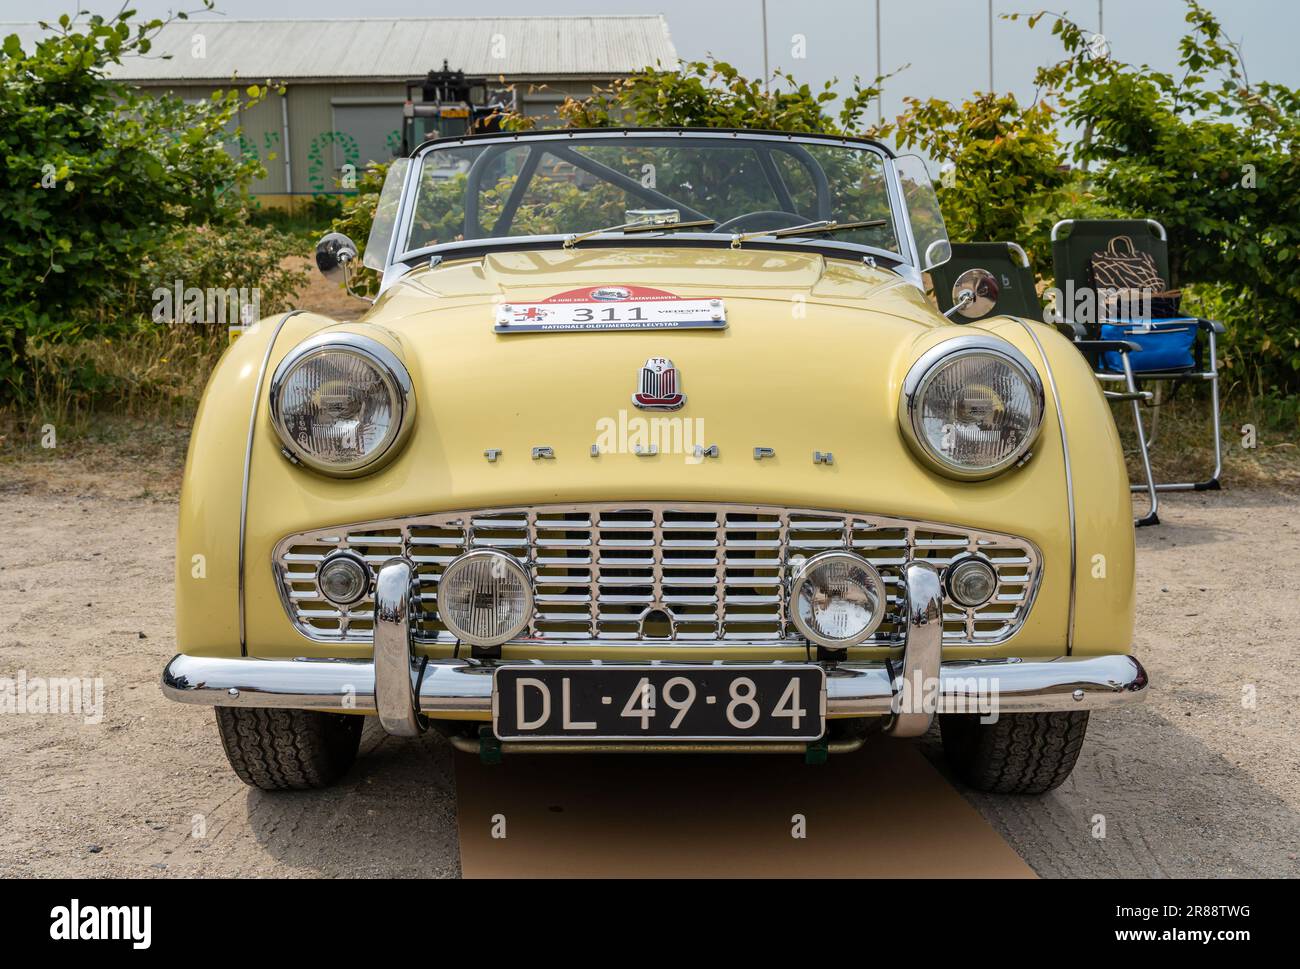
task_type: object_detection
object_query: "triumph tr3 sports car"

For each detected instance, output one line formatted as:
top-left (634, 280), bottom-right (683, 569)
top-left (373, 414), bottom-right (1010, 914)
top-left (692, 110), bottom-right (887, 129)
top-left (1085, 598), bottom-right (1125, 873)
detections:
top-left (161, 128), bottom-right (1148, 793)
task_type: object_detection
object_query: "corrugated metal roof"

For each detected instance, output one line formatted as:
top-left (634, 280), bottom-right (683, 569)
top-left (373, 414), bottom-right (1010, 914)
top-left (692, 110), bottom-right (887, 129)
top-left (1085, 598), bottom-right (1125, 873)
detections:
top-left (2, 15), bottom-right (678, 82)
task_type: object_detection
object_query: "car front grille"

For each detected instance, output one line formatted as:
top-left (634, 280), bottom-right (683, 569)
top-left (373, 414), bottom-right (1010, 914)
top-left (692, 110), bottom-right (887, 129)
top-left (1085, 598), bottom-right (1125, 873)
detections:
top-left (273, 503), bottom-right (1041, 647)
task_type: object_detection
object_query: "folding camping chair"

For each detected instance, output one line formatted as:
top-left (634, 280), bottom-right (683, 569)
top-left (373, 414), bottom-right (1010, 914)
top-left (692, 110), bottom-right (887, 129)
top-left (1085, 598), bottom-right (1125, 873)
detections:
top-left (1050, 219), bottom-right (1224, 501)
top-left (931, 241), bottom-right (1162, 526)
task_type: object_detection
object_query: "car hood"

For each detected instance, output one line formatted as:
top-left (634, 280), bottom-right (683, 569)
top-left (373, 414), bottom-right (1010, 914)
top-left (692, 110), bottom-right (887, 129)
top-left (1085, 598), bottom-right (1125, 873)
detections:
top-left (365, 247), bottom-right (946, 450)
top-left (276, 245), bottom-right (1063, 526)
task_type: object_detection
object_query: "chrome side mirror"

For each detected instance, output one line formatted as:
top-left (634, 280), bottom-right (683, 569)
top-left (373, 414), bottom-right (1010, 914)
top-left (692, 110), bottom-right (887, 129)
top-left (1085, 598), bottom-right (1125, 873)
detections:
top-left (944, 268), bottom-right (1000, 320)
top-left (315, 232), bottom-right (370, 303)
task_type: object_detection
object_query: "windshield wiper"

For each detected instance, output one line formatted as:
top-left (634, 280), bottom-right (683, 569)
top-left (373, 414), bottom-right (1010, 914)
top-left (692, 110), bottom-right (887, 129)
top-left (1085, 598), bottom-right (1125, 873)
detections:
top-left (730, 218), bottom-right (890, 248)
top-left (563, 219), bottom-right (717, 249)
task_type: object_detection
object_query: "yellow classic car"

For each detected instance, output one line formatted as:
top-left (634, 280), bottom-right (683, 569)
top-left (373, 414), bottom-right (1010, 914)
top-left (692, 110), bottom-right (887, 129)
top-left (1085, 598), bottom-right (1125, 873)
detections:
top-left (161, 128), bottom-right (1147, 793)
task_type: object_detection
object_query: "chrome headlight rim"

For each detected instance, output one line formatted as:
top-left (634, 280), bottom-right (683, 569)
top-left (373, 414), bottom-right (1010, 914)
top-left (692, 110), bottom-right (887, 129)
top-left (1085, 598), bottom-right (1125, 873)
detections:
top-left (268, 331), bottom-right (416, 477)
top-left (899, 335), bottom-right (1045, 481)
top-left (789, 550), bottom-right (887, 650)
top-left (437, 549), bottom-right (534, 648)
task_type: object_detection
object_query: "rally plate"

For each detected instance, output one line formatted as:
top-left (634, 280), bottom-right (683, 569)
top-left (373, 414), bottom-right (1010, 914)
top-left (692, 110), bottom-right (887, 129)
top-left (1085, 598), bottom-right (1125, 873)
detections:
top-left (494, 285), bottom-right (726, 334)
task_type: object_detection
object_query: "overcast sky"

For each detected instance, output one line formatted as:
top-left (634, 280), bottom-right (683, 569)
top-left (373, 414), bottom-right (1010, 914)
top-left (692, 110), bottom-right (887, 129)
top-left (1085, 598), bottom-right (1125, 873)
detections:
top-left (12, 0), bottom-right (1299, 123)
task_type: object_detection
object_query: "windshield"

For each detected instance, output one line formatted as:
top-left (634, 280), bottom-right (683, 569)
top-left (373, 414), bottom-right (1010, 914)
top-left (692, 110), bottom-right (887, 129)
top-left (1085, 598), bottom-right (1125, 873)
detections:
top-left (397, 133), bottom-right (906, 259)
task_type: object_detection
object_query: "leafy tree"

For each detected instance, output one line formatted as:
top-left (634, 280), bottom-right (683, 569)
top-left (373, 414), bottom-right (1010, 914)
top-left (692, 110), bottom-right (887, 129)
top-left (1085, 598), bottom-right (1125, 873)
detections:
top-left (877, 92), bottom-right (1074, 275)
top-left (529, 59), bottom-right (885, 135)
top-left (0, 5), bottom-right (266, 402)
top-left (1022, 2), bottom-right (1300, 392)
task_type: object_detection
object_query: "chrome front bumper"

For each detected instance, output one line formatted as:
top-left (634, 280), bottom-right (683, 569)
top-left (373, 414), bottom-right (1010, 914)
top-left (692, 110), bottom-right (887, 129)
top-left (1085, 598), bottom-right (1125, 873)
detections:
top-left (162, 560), bottom-right (1149, 742)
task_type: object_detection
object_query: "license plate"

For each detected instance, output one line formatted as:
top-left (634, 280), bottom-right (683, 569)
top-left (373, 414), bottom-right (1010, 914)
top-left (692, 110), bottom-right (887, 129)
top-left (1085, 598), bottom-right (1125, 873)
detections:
top-left (494, 299), bottom-right (726, 333)
top-left (492, 666), bottom-right (826, 741)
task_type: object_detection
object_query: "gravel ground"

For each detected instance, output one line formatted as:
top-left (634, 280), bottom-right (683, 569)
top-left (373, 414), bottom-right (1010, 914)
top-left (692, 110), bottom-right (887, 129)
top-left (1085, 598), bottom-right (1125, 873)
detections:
top-left (0, 481), bottom-right (1297, 878)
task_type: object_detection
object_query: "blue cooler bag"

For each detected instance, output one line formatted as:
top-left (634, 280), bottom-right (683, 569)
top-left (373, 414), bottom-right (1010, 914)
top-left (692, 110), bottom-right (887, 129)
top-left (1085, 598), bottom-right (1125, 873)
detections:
top-left (1100, 318), bottom-right (1197, 373)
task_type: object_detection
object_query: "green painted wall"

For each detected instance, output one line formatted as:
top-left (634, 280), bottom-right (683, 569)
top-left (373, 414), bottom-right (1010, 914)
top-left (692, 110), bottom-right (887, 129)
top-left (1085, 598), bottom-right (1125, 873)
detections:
top-left (142, 78), bottom-right (615, 199)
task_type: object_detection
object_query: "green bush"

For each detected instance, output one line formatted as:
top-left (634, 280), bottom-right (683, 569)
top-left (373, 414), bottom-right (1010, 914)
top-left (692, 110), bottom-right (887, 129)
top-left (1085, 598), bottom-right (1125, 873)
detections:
top-left (877, 91), bottom-right (1074, 277)
top-left (534, 59), bottom-right (883, 135)
top-left (141, 216), bottom-right (310, 324)
top-left (1022, 3), bottom-right (1300, 393)
top-left (0, 6), bottom-right (267, 403)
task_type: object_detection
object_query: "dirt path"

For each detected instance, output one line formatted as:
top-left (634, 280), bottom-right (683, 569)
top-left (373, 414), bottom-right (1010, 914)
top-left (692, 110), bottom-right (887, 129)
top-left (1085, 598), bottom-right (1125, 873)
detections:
top-left (1, 484), bottom-right (1296, 877)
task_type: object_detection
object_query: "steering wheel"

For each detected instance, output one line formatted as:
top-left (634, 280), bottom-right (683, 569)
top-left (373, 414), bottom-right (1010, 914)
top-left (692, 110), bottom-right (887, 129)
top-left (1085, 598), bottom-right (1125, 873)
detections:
top-left (712, 210), bottom-right (811, 234)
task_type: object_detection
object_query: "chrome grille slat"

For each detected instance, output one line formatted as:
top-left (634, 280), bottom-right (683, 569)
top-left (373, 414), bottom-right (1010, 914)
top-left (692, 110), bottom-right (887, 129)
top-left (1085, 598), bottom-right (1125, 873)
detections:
top-left (273, 503), bottom-right (1042, 647)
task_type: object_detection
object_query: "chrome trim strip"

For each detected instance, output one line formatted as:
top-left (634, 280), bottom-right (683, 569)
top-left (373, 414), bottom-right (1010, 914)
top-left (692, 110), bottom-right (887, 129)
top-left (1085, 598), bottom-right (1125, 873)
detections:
top-left (1013, 319), bottom-right (1077, 654)
top-left (884, 561), bottom-right (943, 736)
top-left (373, 558), bottom-right (425, 736)
top-left (239, 310), bottom-right (305, 656)
top-left (412, 126), bottom-right (901, 158)
top-left (161, 653), bottom-right (1149, 718)
top-left (448, 737), bottom-right (868, 756)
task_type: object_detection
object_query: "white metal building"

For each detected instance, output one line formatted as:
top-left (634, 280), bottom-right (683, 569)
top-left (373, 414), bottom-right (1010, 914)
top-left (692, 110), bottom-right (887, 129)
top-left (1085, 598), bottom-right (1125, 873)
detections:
top-left (7, 16), bottom-right (678, 205)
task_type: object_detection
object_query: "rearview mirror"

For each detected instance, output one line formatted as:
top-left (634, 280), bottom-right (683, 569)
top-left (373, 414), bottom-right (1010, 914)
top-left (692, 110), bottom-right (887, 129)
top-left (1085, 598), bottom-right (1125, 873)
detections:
top-left (315, 232), bottom-right (359, 283)
top-left (947, 268), bottom-right (1000, 320)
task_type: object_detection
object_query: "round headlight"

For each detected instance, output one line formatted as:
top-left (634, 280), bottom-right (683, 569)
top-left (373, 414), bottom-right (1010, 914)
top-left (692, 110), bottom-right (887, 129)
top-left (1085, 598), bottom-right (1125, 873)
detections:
top-left (269, 333), bottom-right (414, 476)
top-left (789, 551), bottom-right (886, 650)
top-left (946, 554), bottom-right (998, 608)
top-left (437, 549), bottom-right (533, 647)
top-left (900, 337), bottom-right (1044, 480)
top-left (318, 551), bottom-right (371, 607)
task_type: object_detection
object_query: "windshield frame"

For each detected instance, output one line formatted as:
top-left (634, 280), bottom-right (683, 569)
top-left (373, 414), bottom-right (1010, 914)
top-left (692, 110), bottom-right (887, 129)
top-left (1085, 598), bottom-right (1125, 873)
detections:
top-left (383, 127), bottom-right (926, 283)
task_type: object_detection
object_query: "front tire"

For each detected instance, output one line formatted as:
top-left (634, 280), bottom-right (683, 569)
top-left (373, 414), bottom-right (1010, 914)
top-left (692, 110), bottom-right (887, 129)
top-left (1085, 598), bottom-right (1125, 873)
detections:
top-left (215, 708), bottom-right (363, 790)
top-left (939, 711), bottom-right (1089, 794)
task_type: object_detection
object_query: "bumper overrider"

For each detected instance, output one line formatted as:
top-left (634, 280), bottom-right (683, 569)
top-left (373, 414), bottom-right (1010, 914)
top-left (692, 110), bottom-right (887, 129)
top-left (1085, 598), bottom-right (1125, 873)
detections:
top-left (161, 559), bottom-right (1148, 755)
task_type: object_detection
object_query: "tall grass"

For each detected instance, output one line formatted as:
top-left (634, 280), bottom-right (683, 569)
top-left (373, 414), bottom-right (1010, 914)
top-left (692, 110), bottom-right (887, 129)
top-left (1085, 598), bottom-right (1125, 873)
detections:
top-left (1113, 381), bottom-right (1299, 488)
top-left (1, 324), bottom-right (229, 445)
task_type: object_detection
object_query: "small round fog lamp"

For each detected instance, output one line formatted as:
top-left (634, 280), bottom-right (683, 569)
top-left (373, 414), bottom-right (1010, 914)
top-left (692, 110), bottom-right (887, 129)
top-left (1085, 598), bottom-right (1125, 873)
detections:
top-left (318, 551), bottom-right (371, 607)
top-left (438, 549), bottom-right (533, 647)
top-left (789, 551), bottom-right (886, 650)
top-left (946, 555), bottom-right (998, 608)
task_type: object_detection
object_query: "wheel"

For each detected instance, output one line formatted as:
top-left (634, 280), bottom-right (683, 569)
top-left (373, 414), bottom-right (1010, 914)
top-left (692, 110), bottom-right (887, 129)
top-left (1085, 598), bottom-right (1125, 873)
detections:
top-left (939, 710), bottom-right (1089, 794)
top-left (214, 707), bottom-right (363, 791)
